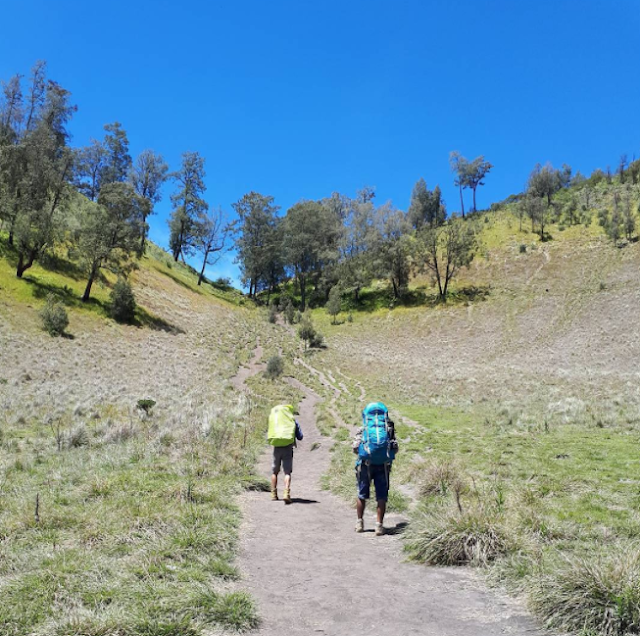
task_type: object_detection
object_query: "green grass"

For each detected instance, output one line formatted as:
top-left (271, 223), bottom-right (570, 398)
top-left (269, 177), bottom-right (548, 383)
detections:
top-left (0, 394), bottom-right (267, 635)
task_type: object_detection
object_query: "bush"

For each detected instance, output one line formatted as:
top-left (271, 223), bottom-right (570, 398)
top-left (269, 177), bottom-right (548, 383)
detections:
top-left (137, 399), bottom-right (156, 414)
top-left (268, 304), bottom-right (277, 324)
top-left (40, 294), bottom-right (69, 336)
top-left (519, 244), bottom-right (527, 253)
top-left (282, 298), bottom-right (295, 324)
top-left (404, 504), bottom-right (513, 566)
top-left (110, 278), bottom-right (136, 323)
top-left (529, 545), bottom-right (640, 636)
top-left (310, 330), bottom-right (325, 348)
top-left (264, 355), bottom-right (284, 380)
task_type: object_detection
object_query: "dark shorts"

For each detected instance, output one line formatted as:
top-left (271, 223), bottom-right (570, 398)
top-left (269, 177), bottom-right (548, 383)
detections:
top-left (357, 463), bottom-right (390, 501)
top-left (272, 445), bottom-right (294, 475)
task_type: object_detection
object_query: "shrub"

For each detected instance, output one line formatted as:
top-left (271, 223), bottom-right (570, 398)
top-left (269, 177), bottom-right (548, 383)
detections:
top-left (404, 504), bottom-right (513, 566)
top-left (137, 399), bottom-right (156, 414)
top-left (298, 312), bottom-right (316, 349)
top-left (519, 244), bottom-right (527, 253)
top-left (40, 294), bottom-right (69, 336)
top-left (267, 304), bottom-right (277, 324)
top-left (265, 355), bottom-right (284, 380)
top-left (66, 425), bottom-right (89, 448)
top-left (529, 545), bottom-right (640, 636)
top-left (310, 330), bottom-right (325, 348)
top-left (283, 300), bottom-right (295, 324)
top-left (110, 278), bottom-right (136, 323)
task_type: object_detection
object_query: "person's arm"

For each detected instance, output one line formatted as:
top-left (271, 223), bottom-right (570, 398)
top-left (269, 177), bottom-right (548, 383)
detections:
top-left (295, 420), bottom-right (303, 441)
top-left (352, 427), bottom-right (363, 453)
top-left (388, 420), bottom-right (399, 451)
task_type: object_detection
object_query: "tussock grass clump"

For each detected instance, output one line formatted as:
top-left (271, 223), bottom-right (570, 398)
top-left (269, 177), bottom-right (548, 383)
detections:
top-left (405, 504), bottom-right (514, 566)
top-left (66, 424), bottom-right (89, 448)
top-left (418, 460), bottom-right (464, 498)
top-left (530, 545), bottom-right (640, 636)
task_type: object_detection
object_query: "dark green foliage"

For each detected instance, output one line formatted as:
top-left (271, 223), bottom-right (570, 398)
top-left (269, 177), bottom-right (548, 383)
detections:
top-left (298, 311), bottom-right (324, 349)
top-left (232, 191), bottom-right (281, 298)
top-left (519, 244), bottom-right (527, 253)
top-left (267, 303), bottom-right (277, 324)
top-left (169, 152), bottom-right (208, 262)
top-left (110, 278), bottom-right (137, 323)
top-left (136, 399), bottom-right (156, 414)
top-left (39, 293), bottom-right (69, 336)
top-left (408, 178), bottom-right (445, 230)
top-left (327, 285), bottom-right (342, 323)
top-left (265, 355), bottom-right (284, 379)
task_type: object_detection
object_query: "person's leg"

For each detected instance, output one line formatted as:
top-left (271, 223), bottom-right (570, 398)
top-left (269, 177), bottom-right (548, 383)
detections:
top-left (282, 447), bottom-right (294, 503)
top-left (356, 464), bottom-right (369, 532)
top-left (372, 464), bottom-right (389, 534)
top-left (271, 448), bottom-right (282, 500)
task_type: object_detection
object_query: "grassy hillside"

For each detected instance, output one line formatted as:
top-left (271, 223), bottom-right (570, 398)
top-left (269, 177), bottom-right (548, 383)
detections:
top-left (0, 237), bottom-right (301, 636)
top-left (303, 189), bottom-right (640, 635)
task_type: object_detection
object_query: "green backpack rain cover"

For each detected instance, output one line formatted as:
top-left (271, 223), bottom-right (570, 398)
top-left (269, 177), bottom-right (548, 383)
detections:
top-left (268, 404), bottom-right (296, 447)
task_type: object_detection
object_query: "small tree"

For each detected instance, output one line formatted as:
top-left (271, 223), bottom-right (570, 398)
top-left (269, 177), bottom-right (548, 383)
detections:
top-left (417, 218), bottom-right (477, 302)
top-left (327, 285), bottom-right (342, 324)
top-left (265, 355), bottom-right (284, 380)
top-left (40, 294), bottom-right (69, 336)
top-left (76, 182), bottom-right (144, 301)
top-left (298, 312), bottom-right (316, 350)
top-left (194, 206), bottom-right (228, 286)
top-left (110, 278), bottom-right (136, 323)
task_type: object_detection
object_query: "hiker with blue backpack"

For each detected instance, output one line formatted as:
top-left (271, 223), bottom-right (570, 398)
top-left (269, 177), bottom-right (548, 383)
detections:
top-left (353, 402), bottom-right (398, 535)
top-left (268, 404), bottom-right (303, 504)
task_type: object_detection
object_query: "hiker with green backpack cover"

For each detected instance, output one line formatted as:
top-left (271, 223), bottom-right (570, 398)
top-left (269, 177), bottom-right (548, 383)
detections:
top-left (268, 404), bottom-right (303, 504)
top-left (353, 402), bottom-right (398, 535)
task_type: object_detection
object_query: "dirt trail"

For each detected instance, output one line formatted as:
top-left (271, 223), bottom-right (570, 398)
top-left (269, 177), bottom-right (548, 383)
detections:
top-left (236, 350), bottom-right (543, 636)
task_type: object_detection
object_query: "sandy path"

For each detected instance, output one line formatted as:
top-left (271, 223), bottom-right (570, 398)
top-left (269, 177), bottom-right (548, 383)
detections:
top-left (237, 361), bottom-right (543, 636)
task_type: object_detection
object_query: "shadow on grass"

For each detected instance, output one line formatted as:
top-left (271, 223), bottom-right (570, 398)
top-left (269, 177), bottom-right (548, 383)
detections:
top-left (157, 266), bottom-right (203, 294)
top-left (38, 252), bottom-right (86, 281)
top-left (25, 275), bottom-right (185, 334)
top-left (135, 306), bottom-right (185, 334)
top-left (353, 285), bottom-right (490, 312)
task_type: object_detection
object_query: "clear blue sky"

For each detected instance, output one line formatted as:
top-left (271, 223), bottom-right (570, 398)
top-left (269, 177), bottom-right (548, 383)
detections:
top-left (2, 1), bottom-right (639, 285)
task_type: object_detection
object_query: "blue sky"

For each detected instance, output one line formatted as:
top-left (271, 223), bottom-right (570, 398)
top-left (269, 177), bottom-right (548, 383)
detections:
top-left (1, 1), bottom-right (639, 286)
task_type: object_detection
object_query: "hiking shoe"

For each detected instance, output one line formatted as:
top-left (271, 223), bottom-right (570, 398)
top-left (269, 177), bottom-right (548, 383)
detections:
top-left (283, 489), bottom-right (291, 504)
top-left (270, 489), bottom-right (278, 501)
top-left (375, 522), bottom-right (385, 536)
top-left (355, 519), bottom-right (364, 533)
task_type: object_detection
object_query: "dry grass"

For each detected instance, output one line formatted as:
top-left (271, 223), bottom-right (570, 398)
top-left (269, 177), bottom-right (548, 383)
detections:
top-left (0, 244), bottom-right (282, 635)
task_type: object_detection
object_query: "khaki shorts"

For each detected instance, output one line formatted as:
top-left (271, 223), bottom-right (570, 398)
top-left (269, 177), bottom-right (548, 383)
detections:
top-left (272, 445), bottom-right (294, 475)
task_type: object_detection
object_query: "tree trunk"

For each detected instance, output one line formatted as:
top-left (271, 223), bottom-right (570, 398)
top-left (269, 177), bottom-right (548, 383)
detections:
top-left (391, 277), bottom-right (399, 299)
top-left (16, 252), bottom-right (35, 278)
top-left (139, 222), bottom-right (147, 256)
top-left (82, 265), bottom-right (98, 302)
top-left (198, 249), bottom-right (208, 286)
top-left (300, 274), bottom-right (306, 312)
top-left (459, 184), bottom-right (465, 218)
top-left (472, 187), bottom-right (477, 213)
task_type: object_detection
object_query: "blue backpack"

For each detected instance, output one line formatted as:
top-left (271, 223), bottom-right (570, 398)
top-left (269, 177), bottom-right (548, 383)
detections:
top-left (358, 402), bottom-right (395, 465)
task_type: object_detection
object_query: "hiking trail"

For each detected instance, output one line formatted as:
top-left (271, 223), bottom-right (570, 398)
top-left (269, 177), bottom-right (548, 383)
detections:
top-left (235, 345), bottom-right (543, 636)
